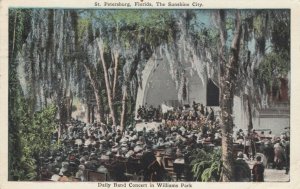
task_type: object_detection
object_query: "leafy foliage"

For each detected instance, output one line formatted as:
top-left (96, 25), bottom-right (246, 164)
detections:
top-left (270, 10), bottom-right (290, 54)
top-left (257, 51), bottom-right (289, 89)
top-left (92, 10), bottom-right (175, 47)
top-left (9, 8), bottom-right (34, 180)
top-left (21, 104), bottom-right (58, 154)
top-left (10, 102), bottom-right (59, 181)
top-left (190, 148), bottom-right (222, 182)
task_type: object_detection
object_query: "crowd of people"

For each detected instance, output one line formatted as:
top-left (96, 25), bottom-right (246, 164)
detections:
top-left (234, 128), bottom-right (290, 175)
top-left (137, 102), bottom-right (215, 123)
top-left (232, 126), bottom-right (290, 181)
top-left (39, 101), bottom-right (289, 182)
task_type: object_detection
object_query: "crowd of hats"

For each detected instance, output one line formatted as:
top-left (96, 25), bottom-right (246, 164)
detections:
top-left (40, 103), bottom-right (222, 181)
top-left (39, 102), bottom-right (290, 182)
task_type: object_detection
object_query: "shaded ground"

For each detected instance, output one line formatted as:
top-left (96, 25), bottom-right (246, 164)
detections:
top-left (264, 168), bottom-right (289, 182)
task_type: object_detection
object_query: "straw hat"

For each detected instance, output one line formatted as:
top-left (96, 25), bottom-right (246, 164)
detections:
top-left (125, 150), bottom-right (135, 158)
top-left (155, 152), bottom-right (162, 157)
top-left (237, 151), bottom-right (243, 158)
top-left (78, 165), bottom-right (85, 171)
top-left (134, 146), bottom-right (143, 153)
top-left (121, 142), bottom-right (128, 147)
top-left (50, 174), bottom-right (60, 181)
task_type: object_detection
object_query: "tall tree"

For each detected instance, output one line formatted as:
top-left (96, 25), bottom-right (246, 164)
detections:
top-left (97, 37), bottom-right (118, 126)
top-left (8, 9), bottom-right (32, 180)
top-left (215, 10), bottom-right (242, 181)
top-left (83, 63), bottom-right (104, 123)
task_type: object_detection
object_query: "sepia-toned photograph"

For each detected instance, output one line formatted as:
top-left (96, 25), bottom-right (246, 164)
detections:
top-left (7, 8), bottom-right (290, 183)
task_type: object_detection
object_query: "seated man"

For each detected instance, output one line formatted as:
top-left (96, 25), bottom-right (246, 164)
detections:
top-left (234, 152), bottom-right (251, 182)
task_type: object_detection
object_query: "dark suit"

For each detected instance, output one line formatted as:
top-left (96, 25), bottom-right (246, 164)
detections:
top-left (141, 151), bottom-right (156, 181)
top-left (252, 162), bottom-right (264, 182)
top-left (148, 160), bottom-right (167, 181)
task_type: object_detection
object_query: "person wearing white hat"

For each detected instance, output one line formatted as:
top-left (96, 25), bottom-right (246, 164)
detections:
top-left (157, 137), bottom-right (165, 147)
top-left (177, 134), bottom-right (187, 142)
top-left (79, 157), bottom-right (86, 165)
top-left (49, 167), bottom-right (60, 182)
top-left (75, 165), bottom-right (86, 181)
top-left (99, 139), bottom-right (106, 144)
top-left (121, 146), bottom-right (129, 155)
top-left (59, 162), bottom-right (69, 176)
top-left (50, 174), bottom-right (60, 181)
top-left (111, 142), bottom-right (119, 153)
top-left (121, 142), bottom-right (128, 147)
top-left (120, 137), bottom-right (129, 143)
top-left (84, 136), bottom-right (92, 146)
top-left (75, 138), bottom-right (83, 147)
top-left (134, 141), bottom-right (144, 153)
top-left (100, 151), bottom-right (110, 161)
top-left (125, 150), bottom-right (135, 158)
top-left (131, 134), bottom-right (138, 141)
top-left (97, 163), bottom-right (108, 174)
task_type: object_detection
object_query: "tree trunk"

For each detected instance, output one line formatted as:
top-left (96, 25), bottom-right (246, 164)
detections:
top-left (87, 104), bottom-right (91, 123)
top-left (11, 10), bottom-right (18, 61)
top-left (83, 64), bottom-right (104, 123)
top-left (64, 93), bottom-right (72, 123)
top-left (120, 85), bottom-right (127, 132)
top-left (69, 91), bottom-right (73, 119)
top-left (217, 10), bottom-right (242, 182)
top-left (97, 38), bottom-right (117, 126)
top-left (58, 99), bottom-right (67, 137)
top-left (92, 105), bottom-right (95, 123)
top-left (247, 95), bottom-right (253, 131)
top-left (112, 50), bottom-right (119, 100)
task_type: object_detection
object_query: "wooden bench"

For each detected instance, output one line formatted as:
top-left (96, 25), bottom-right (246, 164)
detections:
top-left (84, 169), bottom-right (108, 181)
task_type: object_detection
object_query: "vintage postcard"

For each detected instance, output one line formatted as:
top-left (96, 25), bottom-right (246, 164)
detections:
top-left (0, 0), bottom-right (299, 189)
